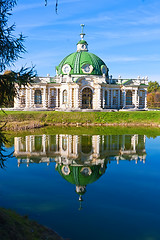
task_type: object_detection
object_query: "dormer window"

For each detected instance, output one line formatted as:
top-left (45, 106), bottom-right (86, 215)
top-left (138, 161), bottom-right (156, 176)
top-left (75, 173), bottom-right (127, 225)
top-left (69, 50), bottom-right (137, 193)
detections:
top-left (81, 64), bottom-right (93, 74)
top-left (77, 41), bottom-right (88, 52)
top-left (62, 64), bottom-right (71, 74)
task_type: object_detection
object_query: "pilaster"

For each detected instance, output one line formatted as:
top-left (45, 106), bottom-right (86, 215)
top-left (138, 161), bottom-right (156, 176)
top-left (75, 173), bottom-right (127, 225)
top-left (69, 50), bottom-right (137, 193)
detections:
top-left (75, 87), bottom-right (79, 109)
top-left (43, 87), bottom-right (47, 108)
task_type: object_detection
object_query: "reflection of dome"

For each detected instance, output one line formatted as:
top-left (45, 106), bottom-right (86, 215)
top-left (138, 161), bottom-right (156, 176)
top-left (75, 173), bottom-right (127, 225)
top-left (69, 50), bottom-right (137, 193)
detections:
top-left (56, 164), bottom-right (106, 187)
top-left (56, 52), bottom-right (108, 76)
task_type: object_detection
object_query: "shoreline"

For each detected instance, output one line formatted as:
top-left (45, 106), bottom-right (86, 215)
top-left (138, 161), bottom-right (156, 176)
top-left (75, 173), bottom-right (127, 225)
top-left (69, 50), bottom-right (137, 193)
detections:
top-left (2, 121), bottom-right (160, 131)
top-left (0, 208), bottom-right (64, 240)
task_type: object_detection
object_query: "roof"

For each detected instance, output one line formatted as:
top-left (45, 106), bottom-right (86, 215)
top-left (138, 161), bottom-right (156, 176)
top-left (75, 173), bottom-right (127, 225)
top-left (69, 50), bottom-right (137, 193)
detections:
top-left (56, 51), bottom-right (108, 76)
top-left (77, 40), bottom-right (88, 45)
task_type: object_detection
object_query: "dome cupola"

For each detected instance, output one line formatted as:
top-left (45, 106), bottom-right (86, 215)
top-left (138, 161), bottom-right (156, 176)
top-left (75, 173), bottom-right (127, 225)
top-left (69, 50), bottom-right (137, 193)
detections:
top-left (56, 25), bottom-right (109, 77)
top-left (77, 24), bottom-right (88, 52)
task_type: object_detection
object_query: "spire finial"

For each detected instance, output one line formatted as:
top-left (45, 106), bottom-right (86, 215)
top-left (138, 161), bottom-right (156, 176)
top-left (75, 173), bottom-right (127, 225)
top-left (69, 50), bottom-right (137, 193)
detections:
top-left (80, 24), bottom-right (85, 40)
top-left (78, 195), bottom-right (83, 211)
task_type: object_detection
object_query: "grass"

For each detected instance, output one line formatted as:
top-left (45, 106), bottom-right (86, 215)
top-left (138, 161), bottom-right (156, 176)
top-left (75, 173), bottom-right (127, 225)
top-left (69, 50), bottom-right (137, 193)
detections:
top-left (0, 110), bottom-right (160, 125)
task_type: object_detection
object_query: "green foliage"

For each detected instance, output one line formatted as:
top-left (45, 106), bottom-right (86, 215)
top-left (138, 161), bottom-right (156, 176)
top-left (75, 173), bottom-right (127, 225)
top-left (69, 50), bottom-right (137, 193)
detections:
top-left (147, 81), bottom-right (160, 93)
top-left (0, 0), bottom-right (36, 107)
top-left (0, 68), bottom-right (36, 107)
top-left (0, 0), bottom-right (24, 72)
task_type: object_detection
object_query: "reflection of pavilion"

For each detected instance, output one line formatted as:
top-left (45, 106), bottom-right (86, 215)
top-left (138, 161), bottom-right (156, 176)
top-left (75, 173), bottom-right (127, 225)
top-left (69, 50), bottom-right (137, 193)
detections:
top-left (14, 134), bottom-right (146, 166)
top-left (14, 134), bottom-right (146, 206)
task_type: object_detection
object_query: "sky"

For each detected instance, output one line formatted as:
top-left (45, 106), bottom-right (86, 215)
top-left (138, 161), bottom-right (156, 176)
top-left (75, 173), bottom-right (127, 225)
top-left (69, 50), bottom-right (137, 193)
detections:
top-left (9, 0), bottom-right (160, 82)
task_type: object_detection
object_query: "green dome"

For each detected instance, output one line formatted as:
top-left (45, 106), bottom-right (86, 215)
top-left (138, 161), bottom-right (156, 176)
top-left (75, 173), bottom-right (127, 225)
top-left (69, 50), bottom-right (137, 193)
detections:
top-left (56, 51), bottom-right (108, 76)
top-left (56, 164), bottom-right (106, 186)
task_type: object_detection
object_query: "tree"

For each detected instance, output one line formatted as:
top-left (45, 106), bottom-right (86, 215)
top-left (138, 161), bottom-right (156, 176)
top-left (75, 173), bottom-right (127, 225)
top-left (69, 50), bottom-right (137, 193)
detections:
top-left (147, 81), bottom-right (160, 93)
top-left (0, 0), bottom-right (36, 107)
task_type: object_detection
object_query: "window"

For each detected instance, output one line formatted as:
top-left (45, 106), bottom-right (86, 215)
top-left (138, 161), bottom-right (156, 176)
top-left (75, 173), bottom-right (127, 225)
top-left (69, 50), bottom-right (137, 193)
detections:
top-left (126, 90), bottom-right (132, 105)
top-left (21, 97), bottom-right (25, 105)
top-left (63, 90), bottom-right (67, 103)
top-left (34, 90), bottom-right (42, 104)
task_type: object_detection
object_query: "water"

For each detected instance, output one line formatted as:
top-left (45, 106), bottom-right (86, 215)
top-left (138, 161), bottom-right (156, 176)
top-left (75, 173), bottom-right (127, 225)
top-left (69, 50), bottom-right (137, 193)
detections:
top-left (0, 132), bottom-right (160, 240)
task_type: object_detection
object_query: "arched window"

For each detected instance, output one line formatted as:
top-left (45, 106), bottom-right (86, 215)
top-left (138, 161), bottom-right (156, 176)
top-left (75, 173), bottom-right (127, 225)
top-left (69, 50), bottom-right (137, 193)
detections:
top-left (34, 90), bottom-right (42, 104)
top-left (126, 90), bottom-right (132, 105)
top-left (63, 90), bottom-right (67, 104)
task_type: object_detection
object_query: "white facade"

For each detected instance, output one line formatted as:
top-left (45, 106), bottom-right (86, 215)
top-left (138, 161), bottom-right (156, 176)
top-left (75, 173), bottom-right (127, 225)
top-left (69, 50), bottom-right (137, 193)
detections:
top-left (14, 76), bottom-right (148, 111)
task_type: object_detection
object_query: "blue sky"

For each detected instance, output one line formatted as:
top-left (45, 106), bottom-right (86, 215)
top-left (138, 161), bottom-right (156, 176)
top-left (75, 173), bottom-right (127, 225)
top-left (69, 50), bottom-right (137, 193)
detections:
top-left (10, 0), bottom-right (160, 82)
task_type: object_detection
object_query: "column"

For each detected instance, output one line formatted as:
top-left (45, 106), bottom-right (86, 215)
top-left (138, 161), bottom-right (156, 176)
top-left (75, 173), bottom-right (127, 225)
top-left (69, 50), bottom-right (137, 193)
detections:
top-left (68, 135), bottom-right (72, 155)
top-left (123, 90), bottom-right (126, 109)
top-left (107, 90), bottom-right (109, 108)
top-left (29, 135), bottom-right (32, 153)
top-left (92, 136), bottom-right (96, 155)
top-left (43, 87), bottom-right (47, 108)
top-left (110, 89), bottom-right (113, 108)
top-left (25, 88), bottom-right (29, 108)
top-left (75, 135), bottom-right (78, 155)
top-left (102, 89), bottom-right (105, 109)
top-left (56, 88), bottom-right (58, 108)
top-left (25, 136), bottom-right (29, 153)
top-left (135, 89), bottom-right (138, 109)
top-left (30, 88), bottom-right (33, 108)
top-left (96, 135), bottom-right (100, 156)
top-left (96, 86), bottom-right (101, 109)
top-left (42, 134), bottom-right (46, 153)
top-left (56, 135), bottom-right (59, 152)
top-left (48, 88), bottom-right (50, 108)
top-left (131, 135), bottom-right (136, 151)
top-left (60, 89), bottom-right (63, 108)
top-left (75, 87), bottom-right (79, 109)
top-left (137, 89), bottom-right (140, 109)
top-left (69, 88), bottom-right (72, 108)
top-left (144, 89), bottom-right (147, 109)
top-left (15, 137), bottom-right (20, 153)
top-left (118, 89), bottom-right (120, 109)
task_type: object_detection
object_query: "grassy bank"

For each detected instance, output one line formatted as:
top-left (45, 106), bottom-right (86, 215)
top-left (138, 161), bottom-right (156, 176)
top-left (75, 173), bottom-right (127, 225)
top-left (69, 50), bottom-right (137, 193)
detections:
top-left (0, 208), bottom-right (63, 240)
top-left (0, 111), bottom-right (160, 130)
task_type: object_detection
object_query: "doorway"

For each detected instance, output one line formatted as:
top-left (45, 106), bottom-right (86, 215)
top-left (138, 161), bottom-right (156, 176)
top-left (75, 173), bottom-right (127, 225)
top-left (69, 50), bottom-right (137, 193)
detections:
top-left (82, 88), bottom-right (93, 109)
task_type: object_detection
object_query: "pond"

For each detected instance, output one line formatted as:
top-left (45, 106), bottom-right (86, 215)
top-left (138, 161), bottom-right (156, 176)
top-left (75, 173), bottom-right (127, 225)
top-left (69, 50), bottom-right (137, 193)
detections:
top-left (0, 130), bottom-right (160, 240)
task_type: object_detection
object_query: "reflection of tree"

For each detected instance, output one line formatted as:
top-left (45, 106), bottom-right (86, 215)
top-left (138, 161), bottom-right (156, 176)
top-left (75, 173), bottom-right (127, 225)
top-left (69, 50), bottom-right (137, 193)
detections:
top-left (0, 126), bottom-right (13, 169)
